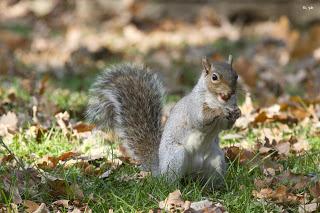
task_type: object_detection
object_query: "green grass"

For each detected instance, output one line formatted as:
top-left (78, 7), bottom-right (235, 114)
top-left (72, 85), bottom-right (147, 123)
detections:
top-left (0, 23), bottom-right (33, 37)
top-left (1, 123), bottom-right (320, 212)
top-left (1, 74), bottom-right (320, 212)
top-left (0, 78), bottom-right (31, 102)
top-left (48, 89), bottom-right (88, 114)
top-left (1, 76), bottom-right (319, 212)
top-left (8, 127), bottom-right (76, 162)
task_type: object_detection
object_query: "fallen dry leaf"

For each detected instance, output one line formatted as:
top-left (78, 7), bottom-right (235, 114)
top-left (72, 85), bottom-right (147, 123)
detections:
top-left (234, 57), bottom-right (257, 88)
top-left (159, 190), bottom-right (226, 212)
top-left (256, 136), bottom-right (310, 159)
top-left (252, 185), bottom-right (301, 204)
top-left (55, 111), bottom-right (71, 135)
top-left (0, 154), bottom-right (14, 165)
top-left (23, 200), bottom-right (40, 213)
top-left (261, 160), bottom-right (283, 177)
top-left (159, 190), bottom-right (187, 212)
top-left (0, 111), bottom-right (18, 136)
top-left (25, 125), bottom-right (47, 143)
top-left (224, 146), bottom-right (256, 164)
top-left (252, 188), bottom-right (274, 199)
top-left (0, 203), bottom-right (19, 213)
top-left (275, 142), bottom-right (290, 156)
top-left (309, 182), bottom-right (320, 199)
top-left (70, 183), bottom-right (85, 200)
top-left (299, 202), bottom-right (318, 213)
top-left (252, 169), bottom-right (312, 207)
top-left (291, 139), bottom-right (310, 154)
top-left (119, 171), bottom-right (151, 182)
top-left (99, 169), bottom-right (112, 179)
top-left (46, 176), bottom-right (68, 197)
top-left (37, 151), bottom-right (79, 170)
top-left (73, 122), bottom-right (95, 133)
top-left (254, 177), bottom-right (274, 190)
top-left (52, 199), bottom-right (70, 208)
top-left (52, 200), bottom-right (92, 213)
top-left (33, 203), bottom-right (49, 213)
top-left (2, 177), bottom-right (22, 204)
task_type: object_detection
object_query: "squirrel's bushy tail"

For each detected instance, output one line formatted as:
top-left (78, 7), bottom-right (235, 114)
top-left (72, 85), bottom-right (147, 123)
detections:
top-left (86, 64), bottom-right (164, 171)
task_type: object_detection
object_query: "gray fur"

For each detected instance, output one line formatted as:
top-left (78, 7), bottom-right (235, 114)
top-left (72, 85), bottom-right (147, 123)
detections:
top-left (158, 73), bottom-right (238, 184)
top-left (86, 64), bottom-right (164, 172)
top-left (87, 61), bottom-right (240, 187)
top-left (228, 54), bottom-right (233, 66)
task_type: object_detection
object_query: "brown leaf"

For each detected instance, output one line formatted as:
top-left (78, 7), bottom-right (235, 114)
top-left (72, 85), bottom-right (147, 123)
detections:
top-left (38, 75), bottom-right (49, 96)
top-left (159, 190), bottom-right (187, 212)
top-left (70, 183), bottom-right (84, 200)
top-left (254, 178), bottom-right (273, 189)
top-left (0, 154), bottom-right (14, 164)
top-left (73, 122), bottom-right (95, 133)
top-left (292, 24), bottom-right (320, 58)
top-left (234, 57), bottom-right (257, 88)
top-left (33, 203), bottom-right (49, 213)
top-left (23, 200), bottom-right (40, 213)
top-left (234, 93), bottom-right (255, 129)
top-left (55, 111), bottom-right (70, 135)
top-left (26, 125), bottom-right (47, 143)
top-left (291, 140), bottom-right (310, 154)
top-left (254, 111), bottom-right (268, 123)
top-left (261, 160), bottom-right (283, 176)
top-left (52, 199), bottom-right (70, 208)
top-left (6, 186), bottom-right (22, 204)
top-left (0, 30), bottom-right (28, 50)
top-left (224, 146), bottom-right (255, 164)
top-left (310, 182), bottom-right (320, 199)
top-left (189, 200), bottom-right (212, 211)
top-left (258, 146), bottom-right (273, 155)
top-left (28, 0), bottom-right (57, 17)
top-left (276, 170), bottom-right (310, 190)
top-left (37, 156), bottom-right (57, 170)
top-left (273, 185), bottom-right (288, 203)
top-left (58, 151), bottom-right (79, 161)
top-left (275, 142), bottom-right (290, 156)
top-left (252, 188), bottom-right (274, 199)
top-left (299, 203), bottom-right (318, 213)
top-left (0, 111), bottom-right (18, 136)
top-left (0, 203), bottom-right (19, 213)
top-left (37, 151), bottom-right (79, 170)
top-left (47, 176), bottom-right (68, 197)
top-left (63, 200), bottom-right (92, 213)
top-left (253, 186), bottom-right (300, 204)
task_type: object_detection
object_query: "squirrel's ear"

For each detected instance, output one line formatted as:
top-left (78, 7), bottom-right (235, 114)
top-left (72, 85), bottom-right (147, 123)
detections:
top-left (202, 57), bottom-right (211, 75)
top-left (228, 54), bottom-right (233, 67)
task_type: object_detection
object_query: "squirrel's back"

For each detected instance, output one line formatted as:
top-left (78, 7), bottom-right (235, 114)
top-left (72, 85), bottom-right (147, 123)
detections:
top-left (86, 64), bottom-right (164, 171)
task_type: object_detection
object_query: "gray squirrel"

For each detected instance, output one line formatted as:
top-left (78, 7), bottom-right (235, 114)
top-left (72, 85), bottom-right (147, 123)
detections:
top-left (86, 56), bottom-right (241, 187)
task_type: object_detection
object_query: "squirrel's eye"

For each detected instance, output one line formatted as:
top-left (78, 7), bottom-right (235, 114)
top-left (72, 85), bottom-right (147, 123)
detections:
top-left (211, 73), bottom-right (219, 81)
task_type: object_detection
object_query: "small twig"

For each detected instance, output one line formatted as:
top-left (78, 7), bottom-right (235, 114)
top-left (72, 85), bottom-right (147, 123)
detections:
top-left (0, 136), bottom-right (26, 170)
top-left (0, 136), bottom-right (39, 181)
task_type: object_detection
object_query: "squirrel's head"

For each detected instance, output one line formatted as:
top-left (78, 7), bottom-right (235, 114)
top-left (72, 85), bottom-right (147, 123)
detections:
top-left (202, 55), bottom-right (238, 104)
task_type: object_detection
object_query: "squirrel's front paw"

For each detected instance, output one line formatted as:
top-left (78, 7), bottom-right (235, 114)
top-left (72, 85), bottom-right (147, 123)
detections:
top-left (224, 107), bottom-right (241, 128)
top-left (231, 107), bottom-right (241, 121)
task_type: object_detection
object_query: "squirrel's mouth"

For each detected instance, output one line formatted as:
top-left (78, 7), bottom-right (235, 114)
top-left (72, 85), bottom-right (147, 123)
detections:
top-left (218, 93), bottom-right (231, 103)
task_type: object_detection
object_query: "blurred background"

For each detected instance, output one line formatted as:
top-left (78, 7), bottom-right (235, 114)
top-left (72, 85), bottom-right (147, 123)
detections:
top-left (1, 0), bottom-right (320, 125)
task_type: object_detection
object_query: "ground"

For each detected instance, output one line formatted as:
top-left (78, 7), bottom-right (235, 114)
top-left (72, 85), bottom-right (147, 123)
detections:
top-left (1, 1), bottom-right (320, 212)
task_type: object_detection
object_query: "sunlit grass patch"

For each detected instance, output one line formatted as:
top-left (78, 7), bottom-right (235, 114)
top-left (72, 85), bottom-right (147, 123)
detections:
top-left (1, 118), bottom-right (319, 212)
top-left (48, 89), bottom-right (88, 114)
top-left (5, 128), bottom-right (75, 163)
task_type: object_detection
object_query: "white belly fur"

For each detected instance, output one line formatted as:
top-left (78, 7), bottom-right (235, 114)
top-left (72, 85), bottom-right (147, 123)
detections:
top-left (184, 129), bottom-right (215, 173)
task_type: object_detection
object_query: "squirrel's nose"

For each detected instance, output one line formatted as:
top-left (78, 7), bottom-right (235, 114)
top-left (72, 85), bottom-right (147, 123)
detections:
top-left (221, 93), bottom-right (231, 101)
